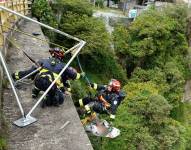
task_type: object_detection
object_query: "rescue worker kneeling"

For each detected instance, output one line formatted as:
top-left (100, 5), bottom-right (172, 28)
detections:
top-left (12, 48), bottom-right (85, 107)
top-left (75, 79), bottom-right (126, 119)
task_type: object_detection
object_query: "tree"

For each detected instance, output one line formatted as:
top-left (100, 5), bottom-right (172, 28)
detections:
top-left (113, 7), bottom-right (188, 75)
top-left (107, 0), bottom-right (110, 7)
top-left (100, 82), bottom-right (186, 150)
top-left (58, 12), bottom-right (127, 82)
top-left (32, 0), bottom-right (58, 41)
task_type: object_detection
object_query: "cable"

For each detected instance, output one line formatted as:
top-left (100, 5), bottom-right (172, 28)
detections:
top-left (76, 55), bottom-right (91, 86)
top-left (6, 37), bottom-right (40, 67)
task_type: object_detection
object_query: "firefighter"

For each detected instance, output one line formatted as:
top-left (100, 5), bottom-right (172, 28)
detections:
top-left (75, 79), bottom-right (126, 119)
top-left (12, 47), bottom-right (85, 107)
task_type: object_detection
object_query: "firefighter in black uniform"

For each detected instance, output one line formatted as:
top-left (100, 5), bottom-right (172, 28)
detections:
top-left (75, 79), bottom-right (126, 119)
top-left (12, 48), bottom-right (85, 107)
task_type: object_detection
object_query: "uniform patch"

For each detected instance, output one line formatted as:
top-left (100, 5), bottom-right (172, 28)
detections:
top-left (114, 100), bottom-right (118, 105)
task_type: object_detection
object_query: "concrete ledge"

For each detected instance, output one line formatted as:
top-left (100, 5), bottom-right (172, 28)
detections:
top-left (3, 19), bottom-right (93, 150)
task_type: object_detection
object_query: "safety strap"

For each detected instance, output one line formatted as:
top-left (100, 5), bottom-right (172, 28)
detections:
top-left (98, 95), bottom-right (111, 109)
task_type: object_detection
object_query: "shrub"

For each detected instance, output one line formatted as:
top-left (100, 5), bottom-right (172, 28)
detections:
top-left (59, 12), bottom-right (127, 82)
top-left (95, 0), bottom-right (104, 8)
top-left (101, 82), bottom-right (186, 150)
top-left (32, 0), bottom-right (58, 40)
top-left (53, 0), bottom-right (93, 17)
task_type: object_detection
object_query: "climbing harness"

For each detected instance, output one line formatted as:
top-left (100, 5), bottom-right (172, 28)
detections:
top-left (98, 95), bottom-right (111, 109)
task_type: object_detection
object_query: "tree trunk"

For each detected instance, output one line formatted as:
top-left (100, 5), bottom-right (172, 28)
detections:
top-left (107, 0), bottom-right (110, 7)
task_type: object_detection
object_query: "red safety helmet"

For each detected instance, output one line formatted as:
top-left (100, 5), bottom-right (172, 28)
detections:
top-left (108, 79), bottom-right (121, 92)
top-left (49, 47), bottom-right (65, 60)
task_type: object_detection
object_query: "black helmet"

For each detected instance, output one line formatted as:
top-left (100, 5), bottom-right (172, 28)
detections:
top-left (66, 67), bottom-right (78, 80)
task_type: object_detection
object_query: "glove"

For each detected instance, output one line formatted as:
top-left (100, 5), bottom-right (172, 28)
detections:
top-left (80, 72), bottom-right (86, 78)
top-left (64, 91), bottom-right (71, 96)
top-left (89, 83), bottom-right (98, 90)
top-left (87, 82), bottom-right (93, 89)
top-left (110, 114), bottom-right (116, 120)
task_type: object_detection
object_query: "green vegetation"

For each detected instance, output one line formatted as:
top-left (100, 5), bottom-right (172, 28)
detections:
top-left (0, 112), bottom-right (7, 150)
top-left (32, 0), bottom-right (58, 40)
top-left (104, 5), bottom-right (191, 150)
top-left (0, 137), bottom-right (7, 150)
top-left (32, 0), bottom-right (126, 85)
top-left (32, 1), bottom-right (191, 149)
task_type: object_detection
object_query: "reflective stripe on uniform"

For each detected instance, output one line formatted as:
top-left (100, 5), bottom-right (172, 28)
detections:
top-left (15, 72), bottom-right (19, 80)
top-left (79, 99), bottom-right (84, 107)
top-left (40, 69), bottom-right (49, 73)
top-left (41, 74), bottom-right (53, 82)
top-left (34, 86), bottom-right (40, 90)
top-left (93, 83), bottom-right (97, 90)
top-left (52, 72), bottom-right (64, 88)
top-left (40, 69), bottom-right (64, 88)
top-left (85, 105), bottom-right (91, 113)
top-left (76, 73), bottom-right (81, 80)
top-left (110, 114), bottom-right (115, 119)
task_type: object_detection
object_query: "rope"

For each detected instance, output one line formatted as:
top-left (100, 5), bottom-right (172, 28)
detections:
top-left (76, 55), bottom-right (91, 86)
top-left (6, 37), bottom-right (39, 66)
top-left (2, 25), bottom-right (68, 51)
top-left (18, 80), bottom-right (34, 85)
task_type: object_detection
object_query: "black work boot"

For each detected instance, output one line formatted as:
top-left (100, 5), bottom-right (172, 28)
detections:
top-left (52, 96), bottom-right (59, 107)
top-left (12, 72), bottom-right (19, 81)
top-left (77, 108), bottom-right (86, 116)
top-left (12, 73), bottom-right (16, 81)
top-left (32, 88), bottom-right (40, 98)
top-left (41, 97), bottom-right (48, 108)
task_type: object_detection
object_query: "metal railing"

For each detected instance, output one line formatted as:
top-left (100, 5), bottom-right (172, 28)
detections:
top-left (0, 0), bottom-right (30, 47)
top-left (0, 5), bottom-right (86, 127)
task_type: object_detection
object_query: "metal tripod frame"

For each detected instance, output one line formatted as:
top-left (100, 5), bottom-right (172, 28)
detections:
top-left (0, 6), bottom-right (86, 127)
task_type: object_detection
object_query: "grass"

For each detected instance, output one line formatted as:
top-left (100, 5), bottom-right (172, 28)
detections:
top-left (0, 137), bottom-right (7, 150)
top-left (0, 113), bottom-right (8, 150)
top-left (0, 94), bottom-right (8, 150)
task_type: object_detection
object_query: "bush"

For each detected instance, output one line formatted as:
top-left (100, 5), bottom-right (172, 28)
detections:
top-left (113, 7), bottom-right (188, 73)
top-left (100, 81), bottom-right (186, 150)
top-left (32, 0), bottom-right (58, 40)
top-left (70, 80), bottom-right (89, 102)
top-left (95, 0), bottom-right (104, 8)
top-left (53, 0), bottom-right (93, 17)
top-left (59, 12), bottom-right (127, 82)
top-left (0, 112), bottom-right (7, 150)
top-left (0, 137), bottom-right (7, 150)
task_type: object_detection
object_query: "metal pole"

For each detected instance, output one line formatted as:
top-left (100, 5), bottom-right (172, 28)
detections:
top-left (0, 49), bottom-right (25, 117)
top-left (64, 42), bottom-right (81, 55)
top-left (0, 6), bottom-right (81, 42)
top-left (14, 67), bottom-right (41, 85)
top-left (26, 41), bottom-right (86, 117)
